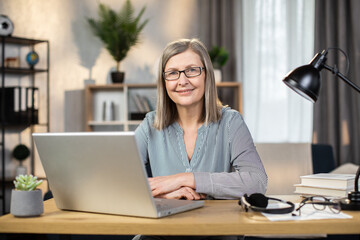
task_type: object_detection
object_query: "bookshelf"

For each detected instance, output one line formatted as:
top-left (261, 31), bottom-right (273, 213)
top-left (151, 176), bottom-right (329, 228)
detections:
top-left (0, 36), bottom-right (50, 214)
top-left (85, 82), bottom-right (242, 132)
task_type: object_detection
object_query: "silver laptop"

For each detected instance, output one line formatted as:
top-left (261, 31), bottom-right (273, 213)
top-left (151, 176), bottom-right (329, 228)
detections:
top-left (33, 132), bottom-right (204, 218)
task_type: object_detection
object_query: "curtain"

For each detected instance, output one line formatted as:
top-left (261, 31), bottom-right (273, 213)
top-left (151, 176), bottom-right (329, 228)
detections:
top-left (240, 0), bottom-right (315, 142)
top-left (313, 0), bottom-right (360, 166)
top-left (197, 0), bottom-right (237, 83)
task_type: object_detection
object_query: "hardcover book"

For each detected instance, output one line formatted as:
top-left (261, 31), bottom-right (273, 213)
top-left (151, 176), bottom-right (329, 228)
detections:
top-left (299, 173), bottom-right (355, 189)
top-left (294, 173), bottom-right (357, 197)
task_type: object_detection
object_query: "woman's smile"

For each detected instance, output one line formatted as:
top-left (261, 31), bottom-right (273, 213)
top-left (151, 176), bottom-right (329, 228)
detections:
top-left (176, 88), bottom-right (195, 95)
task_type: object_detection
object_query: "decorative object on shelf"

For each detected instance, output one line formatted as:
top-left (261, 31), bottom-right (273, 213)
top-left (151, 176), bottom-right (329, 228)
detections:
top-left (26, 50), bottom-right (39, 68)
top-left (208, 46), bottom-right (229, 83)
top-left (4, 57), bottom-right (19, 68)
top-left (0, 15), bottom-right (14, 36)
top-left (10, 174), bottom-right (43, 217)
top-left (102, 100), bottom-right (116, 121)
top-left (87, 0), bottom-right (149, 84)
top-left (12, 144), bottom-right (30, 176)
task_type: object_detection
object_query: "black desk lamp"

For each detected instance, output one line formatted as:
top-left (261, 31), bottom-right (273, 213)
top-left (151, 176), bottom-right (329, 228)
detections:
top-left (282, 48), bottom-right (360, 211)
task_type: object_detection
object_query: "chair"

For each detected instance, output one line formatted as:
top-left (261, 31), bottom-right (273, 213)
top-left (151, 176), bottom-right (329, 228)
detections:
top-left (311, 144), bottom-right (336, 174)
top-left (255, 143), bottom-right (336, 195)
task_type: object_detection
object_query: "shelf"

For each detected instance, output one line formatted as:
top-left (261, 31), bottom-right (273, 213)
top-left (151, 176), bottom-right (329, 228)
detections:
top-left (0, 36), bottom-right (48, 45)
top-left (85, 82), bottom-right (242, 132)
top-left (1, 35), bottom-right (50, 214)
top-left (88, 120), bottom-right (127, 126)
top-left (0, 67), bottom-right (48, 75)
top-left (88, 120), bottom-right (143, 126)
top-left (86, 83), bottom-right (157, 90)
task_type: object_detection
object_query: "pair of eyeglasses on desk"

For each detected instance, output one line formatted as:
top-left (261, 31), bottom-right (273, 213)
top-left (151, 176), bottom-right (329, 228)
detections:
top-left (292, 195), bottom-right (341, 216)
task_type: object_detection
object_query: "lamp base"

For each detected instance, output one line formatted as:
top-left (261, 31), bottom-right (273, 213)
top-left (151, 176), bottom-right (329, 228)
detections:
top-left (339, 191), bottom-right (360, 211)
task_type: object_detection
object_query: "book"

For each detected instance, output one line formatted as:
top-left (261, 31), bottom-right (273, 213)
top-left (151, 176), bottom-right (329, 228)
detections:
top-left (132, 94), bottom-right (145, 112)
top-left (299, 173), bottom-right (356, 189)
top-left (294, 184), bottom-right (352, 198)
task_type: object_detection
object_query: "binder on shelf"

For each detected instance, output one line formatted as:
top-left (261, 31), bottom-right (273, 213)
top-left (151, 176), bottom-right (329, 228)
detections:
top-left (26, 87), bottom-right (39, 125)
top-left (0, 87), bottom-right (22, 124)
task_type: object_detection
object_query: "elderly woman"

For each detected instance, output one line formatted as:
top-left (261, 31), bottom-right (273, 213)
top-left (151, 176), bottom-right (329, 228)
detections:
top-left (135, 38), bottom-right (267, 202)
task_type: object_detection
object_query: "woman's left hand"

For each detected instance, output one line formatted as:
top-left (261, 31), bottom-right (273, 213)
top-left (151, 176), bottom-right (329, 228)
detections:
top-left (149, 172), bottom-right (196, 197)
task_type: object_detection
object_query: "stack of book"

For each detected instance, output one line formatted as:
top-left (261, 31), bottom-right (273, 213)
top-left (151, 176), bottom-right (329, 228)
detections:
top-left (294, 173), bottom-right (357, 198)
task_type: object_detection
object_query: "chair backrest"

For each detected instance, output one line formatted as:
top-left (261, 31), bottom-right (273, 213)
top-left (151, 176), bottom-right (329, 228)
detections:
top-left (255, 143), bottom-right (313, 195)
top-left (311, 144), bottom-right (336, 174)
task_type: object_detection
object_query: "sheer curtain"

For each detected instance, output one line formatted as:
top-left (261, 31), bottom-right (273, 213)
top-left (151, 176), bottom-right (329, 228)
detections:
top-left (238, 0), bottom-right (315, 142)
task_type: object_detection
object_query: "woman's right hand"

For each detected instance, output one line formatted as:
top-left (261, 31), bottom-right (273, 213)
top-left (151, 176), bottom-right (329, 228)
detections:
top-left (156, 186), bottom-right (206, 200)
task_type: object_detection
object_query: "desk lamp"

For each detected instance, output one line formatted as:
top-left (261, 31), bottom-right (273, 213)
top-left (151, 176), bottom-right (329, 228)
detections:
top-left (282, 48), bottom-right (360, 211)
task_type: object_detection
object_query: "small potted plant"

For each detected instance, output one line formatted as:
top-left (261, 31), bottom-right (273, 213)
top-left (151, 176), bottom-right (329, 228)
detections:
top-left (87, 0), bottom-right (149, 83)
top-left (208, 46), bottom-right (229, 83)
top-left (10, 174), bottom-right (43, 217)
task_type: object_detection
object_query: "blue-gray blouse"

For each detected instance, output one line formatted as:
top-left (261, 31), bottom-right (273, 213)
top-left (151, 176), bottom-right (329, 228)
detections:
top-left (135, 107), bottom-right (267, 199)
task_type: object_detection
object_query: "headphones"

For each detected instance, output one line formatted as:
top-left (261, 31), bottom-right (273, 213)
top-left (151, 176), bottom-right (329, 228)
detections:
top-left (238, 193), bottom-right (295, 214)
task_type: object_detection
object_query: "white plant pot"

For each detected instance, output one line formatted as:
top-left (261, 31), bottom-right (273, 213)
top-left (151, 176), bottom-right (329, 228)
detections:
top-left (214, 69), bottom-right (222, 83)
top-left (10, 189), bottom-right (44, 217)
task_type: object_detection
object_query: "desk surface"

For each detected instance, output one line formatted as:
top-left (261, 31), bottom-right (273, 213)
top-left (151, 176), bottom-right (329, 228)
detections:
top-left (0, 196), bottom-right (359, 236)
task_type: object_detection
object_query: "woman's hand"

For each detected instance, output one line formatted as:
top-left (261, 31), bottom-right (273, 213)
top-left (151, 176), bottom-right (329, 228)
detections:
top-left (156, 187), bottom-right (205, 200)
top-left (149, 173), bottom-right (196, 197)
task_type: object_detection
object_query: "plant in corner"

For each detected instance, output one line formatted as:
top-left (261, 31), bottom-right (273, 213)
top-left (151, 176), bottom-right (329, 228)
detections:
top-left (208, 46), bottom-right (229, 83)
top-left (10, 174), bottom-right (44, 217)
top-left (87, 0), bottom-right (149, 83)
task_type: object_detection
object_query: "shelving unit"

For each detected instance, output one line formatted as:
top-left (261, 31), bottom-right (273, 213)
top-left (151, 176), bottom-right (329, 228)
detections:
top-left (85, 82), bottom-right (242, 132)
top-left (0, 36), bottom-right (50, 214)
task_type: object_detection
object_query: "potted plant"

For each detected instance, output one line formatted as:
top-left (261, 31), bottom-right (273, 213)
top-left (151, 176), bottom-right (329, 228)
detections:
top-left (12, 144), bottom-right (30, 176)
top-left (208, 46), bottom-right (229, 83)
top-left (10, 174), bottom-right (43, 217)
top-left (87, 0), bottom-right (149, 83)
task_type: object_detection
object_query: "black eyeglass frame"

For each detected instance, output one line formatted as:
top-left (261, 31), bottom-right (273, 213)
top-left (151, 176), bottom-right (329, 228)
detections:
top-left (163, 67), bottom-right (205, 81)
top-left (295, 196), bottom-right (341, 216)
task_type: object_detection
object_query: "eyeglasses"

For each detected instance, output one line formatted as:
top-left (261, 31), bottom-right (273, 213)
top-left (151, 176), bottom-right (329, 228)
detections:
top-left (294, 196), bottom-right (341, 216)
top-left (163, 67), bottom-right (205, 81)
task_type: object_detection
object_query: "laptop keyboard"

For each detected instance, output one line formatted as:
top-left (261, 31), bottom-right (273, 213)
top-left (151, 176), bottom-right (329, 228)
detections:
top-left (154, 198), bottom-right (172, 211)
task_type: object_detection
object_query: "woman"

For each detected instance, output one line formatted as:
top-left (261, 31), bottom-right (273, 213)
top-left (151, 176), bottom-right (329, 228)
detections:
top-left (135, 38), bottom-right (267, 201)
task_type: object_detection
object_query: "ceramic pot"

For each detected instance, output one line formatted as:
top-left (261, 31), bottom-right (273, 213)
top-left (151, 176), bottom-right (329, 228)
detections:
top-left (10, 189), bottom-right (43, 217)
top-left (111, 71), bottom-right (125, 83)
top-left (214, 69), bottom-right (222, 83)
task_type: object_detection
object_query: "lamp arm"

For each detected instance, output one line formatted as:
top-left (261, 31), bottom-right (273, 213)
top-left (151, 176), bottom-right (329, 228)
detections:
top-left (355, 165), bottom-right (360, 192)
top-left (323, 64), bottom-right (360, 93)
top-left (322, 63), bottom-right (360, 193)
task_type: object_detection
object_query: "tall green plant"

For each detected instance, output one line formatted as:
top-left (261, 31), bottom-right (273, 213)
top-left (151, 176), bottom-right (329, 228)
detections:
top-left (87, 0), bottom-right (149, 71)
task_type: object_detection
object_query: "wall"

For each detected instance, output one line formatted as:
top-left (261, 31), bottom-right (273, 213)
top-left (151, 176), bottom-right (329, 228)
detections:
top-left (0, 0), bottom-right (200, 177)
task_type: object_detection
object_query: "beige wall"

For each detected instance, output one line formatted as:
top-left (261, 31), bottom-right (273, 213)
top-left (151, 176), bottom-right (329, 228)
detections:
top-left (1, 0), bottom-right (200, 177)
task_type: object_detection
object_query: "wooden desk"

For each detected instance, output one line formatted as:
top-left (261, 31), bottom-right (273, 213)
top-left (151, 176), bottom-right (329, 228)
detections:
top-left (0, 197), bottom-right (359, 236)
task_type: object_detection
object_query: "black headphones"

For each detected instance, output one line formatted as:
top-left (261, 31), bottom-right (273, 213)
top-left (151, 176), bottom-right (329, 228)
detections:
top-left (238, 193), bottom-right (295, 214)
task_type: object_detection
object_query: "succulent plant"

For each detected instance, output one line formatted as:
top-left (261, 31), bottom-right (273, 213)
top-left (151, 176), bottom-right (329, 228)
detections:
top-left (13, 174), bottom-right (43, 191)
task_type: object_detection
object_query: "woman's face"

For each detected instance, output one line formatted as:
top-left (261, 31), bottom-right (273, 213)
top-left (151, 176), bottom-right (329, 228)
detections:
top-left (164, 49), bottom-right (205, 110)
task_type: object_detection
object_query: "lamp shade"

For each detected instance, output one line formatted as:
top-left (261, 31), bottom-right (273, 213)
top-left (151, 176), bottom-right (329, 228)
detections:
top-left (283, 64), bottom-right (321, 103)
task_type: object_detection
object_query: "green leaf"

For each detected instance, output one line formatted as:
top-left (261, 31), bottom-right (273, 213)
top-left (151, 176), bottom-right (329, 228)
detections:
top-left (13, 174), bottom-right (43, 191)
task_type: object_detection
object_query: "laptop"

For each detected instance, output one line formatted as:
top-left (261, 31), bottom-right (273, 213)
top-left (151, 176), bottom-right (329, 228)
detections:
top-left (33, 132), bottom-right (204, 218)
